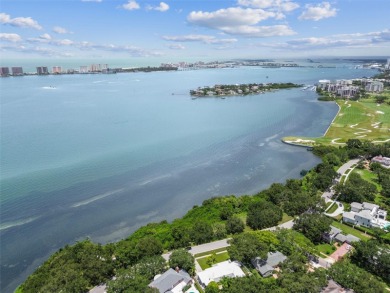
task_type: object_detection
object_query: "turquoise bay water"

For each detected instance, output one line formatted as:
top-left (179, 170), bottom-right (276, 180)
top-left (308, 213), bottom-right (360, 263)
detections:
top-left (0, 64), bottom-right (377, 292)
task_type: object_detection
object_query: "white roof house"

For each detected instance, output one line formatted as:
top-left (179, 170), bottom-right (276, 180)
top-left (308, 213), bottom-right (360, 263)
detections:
top-left (350, 202), bottom-right (363, 213)
top-left (342, 212), bottom-right (356, 225)
top-left (197, 260), bottom-right (245, 287)
top-left (342, 201), bottom-right (389, 229)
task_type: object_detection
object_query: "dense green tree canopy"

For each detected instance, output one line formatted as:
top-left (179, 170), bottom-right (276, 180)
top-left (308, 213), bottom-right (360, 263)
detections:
top-left (329, 260), bottom-right (386, 293)
top-left (335, 172), bottom-right (377, 203)
top-left (20, 240), bottom-right (114, 293)
top-left (293, 213), bottom-right (332, 244)
top-left (246, 201), bottom-right (282, 230)
top-left (191, 221), bottom-right (214, 244)
top-left (227, 232), bottom-right (268, 263)
top-left (168, 249), bottom-right (195, 275)
top-left (351, 240), bottom-right (390, 284)
top-left (226, 216), bottom-right (245, 234)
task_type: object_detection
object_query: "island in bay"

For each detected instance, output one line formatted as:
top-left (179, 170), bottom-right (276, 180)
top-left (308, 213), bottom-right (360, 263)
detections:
top-left (189, 82), bottom-right (301, 97)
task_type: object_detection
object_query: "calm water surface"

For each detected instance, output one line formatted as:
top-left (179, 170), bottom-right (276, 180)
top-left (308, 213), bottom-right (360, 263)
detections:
top-left (0, 64), bottom-right (377, 292)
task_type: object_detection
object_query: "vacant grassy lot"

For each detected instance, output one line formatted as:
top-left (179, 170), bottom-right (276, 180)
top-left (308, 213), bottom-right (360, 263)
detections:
top-left (283, 100), bottom-right (390, 146)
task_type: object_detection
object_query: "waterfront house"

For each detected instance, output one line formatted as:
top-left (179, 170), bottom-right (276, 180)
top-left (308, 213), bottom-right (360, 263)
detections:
top-left (149, 268), bottom-right (192, 293)
top-left (251, 251), bottom-right (287, 277)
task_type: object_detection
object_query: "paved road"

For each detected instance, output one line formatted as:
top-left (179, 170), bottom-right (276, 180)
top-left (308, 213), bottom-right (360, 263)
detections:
top-left (336, 159), bottom-right (360, 177)
top-left (163, 220), bottom-right (295, 264)
top-left (321, 159), bottom-right (360, 203)
top-left (265, 219), bottom-right (294, 231)
top-left (189, 239), bottom-right (230, 256)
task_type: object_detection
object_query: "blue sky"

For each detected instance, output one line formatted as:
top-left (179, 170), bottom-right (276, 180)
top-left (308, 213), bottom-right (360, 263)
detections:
top-left (1, 0), bottom-right (389, 62)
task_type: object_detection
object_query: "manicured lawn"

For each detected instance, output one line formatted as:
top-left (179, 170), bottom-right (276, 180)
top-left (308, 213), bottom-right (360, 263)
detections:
top-left (194, 247), bottom-right (229, 258)
top-left (326, 202), bottom-right (339, 214)
top-left (197, 251), bottom-right (230, 270)
top-left (282, 100), bottom-right (390, 145)
top-left (316, 243), bottom-right (335, 256)
top-left (331, 221), bottom-right (371, 241)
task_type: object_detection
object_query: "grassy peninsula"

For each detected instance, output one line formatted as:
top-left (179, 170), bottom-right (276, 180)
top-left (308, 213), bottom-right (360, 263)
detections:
top-left (283, 96), bottom-right (390, 147)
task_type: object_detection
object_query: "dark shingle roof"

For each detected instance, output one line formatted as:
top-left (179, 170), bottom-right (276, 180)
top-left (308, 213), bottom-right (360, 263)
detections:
top-left (149, 268), bottom-right (191, 293)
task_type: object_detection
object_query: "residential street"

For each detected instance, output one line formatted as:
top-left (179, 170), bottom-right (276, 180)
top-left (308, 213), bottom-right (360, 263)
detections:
top-left (321, 158), bottom-right (360, 204)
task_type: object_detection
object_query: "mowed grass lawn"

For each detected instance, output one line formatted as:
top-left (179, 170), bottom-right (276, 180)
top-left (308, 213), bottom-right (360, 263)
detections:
top-left (331, 221), bottom-right (371, 241)
top-left (316, 243), bottom-right (335, 256)
top-left (283, 100), bottom-right (390, 145)
top-left (196, 251), bottom-right (230, 270)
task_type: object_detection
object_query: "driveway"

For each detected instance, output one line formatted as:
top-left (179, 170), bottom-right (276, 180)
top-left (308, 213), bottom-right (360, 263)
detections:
top-left (325, 201), bottom-right (344, 217)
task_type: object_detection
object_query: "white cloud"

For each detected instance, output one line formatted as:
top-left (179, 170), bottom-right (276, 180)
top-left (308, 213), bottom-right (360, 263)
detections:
top-left (257, 29), bottom-right (390, 51)
top-left (122, 1), bottom-right (140, 10)
top-left (188, 7), bottom-right (275, 27)
top-left (0, 13), bottom-right (42, 30)
top-left (27, 35), bottom-right (74, 46)
top-left (147, 2), bottom-right (170, 12)
top-left (221, 24), bottom-right (295, 37)
top-left (187, 7), bottom-right (295, 37)
top-left (163, 34), bottom-right (238, 44)
top-left (299, 2), bottom-right (337, 21)
top-left (53, 26), bottom-right (71, 34)
top-left (0, 33), bottom-right (22, 42)
top-left (169, 44), bottom-right (186, 50)
top-left (53, 39), bottom-right (74, 46)
top-left (77, 41), bottom-right (162, 57)
top-left (39, 33), bottom-right (52, 40)
top-left (238, 0), bottom-right (299, 12)
top-left (1, 44), bottom-right (74, 57)
top-left (372, 29), bottom-right (390, 42)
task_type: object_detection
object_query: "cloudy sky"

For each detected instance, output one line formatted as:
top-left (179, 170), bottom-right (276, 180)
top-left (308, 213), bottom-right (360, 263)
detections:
top-left (1, 0), bottom-right (389, 61)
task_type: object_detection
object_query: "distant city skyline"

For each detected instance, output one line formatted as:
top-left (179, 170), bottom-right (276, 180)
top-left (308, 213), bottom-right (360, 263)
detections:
top-left (1, 0), bottom-right (390, 60)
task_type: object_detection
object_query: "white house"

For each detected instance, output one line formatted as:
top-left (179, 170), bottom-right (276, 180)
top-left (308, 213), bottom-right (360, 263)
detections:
top-left (197, 260), bottom-right (245, 287)
top-left (342, 201), bottom-right (388, 229)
